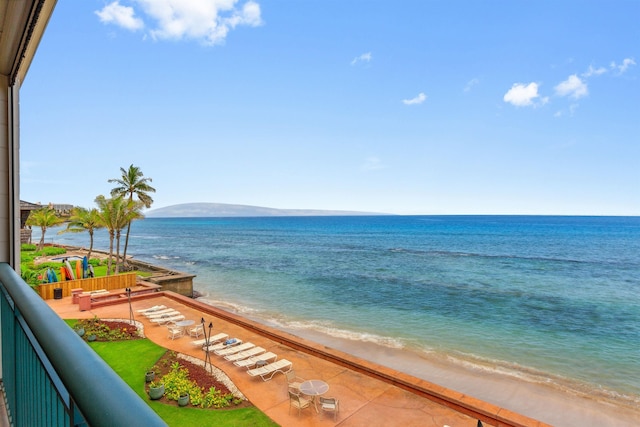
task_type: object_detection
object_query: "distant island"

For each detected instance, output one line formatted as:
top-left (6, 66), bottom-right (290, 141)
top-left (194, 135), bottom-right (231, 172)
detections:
top-left (144, 203), bottom-right (392, 218)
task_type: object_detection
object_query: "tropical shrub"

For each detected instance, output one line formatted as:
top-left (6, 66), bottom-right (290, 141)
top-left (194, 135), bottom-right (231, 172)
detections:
top-left (75, 317), bottom-right (139, 341)
top-left (148, 357), bottom-right (240, 408)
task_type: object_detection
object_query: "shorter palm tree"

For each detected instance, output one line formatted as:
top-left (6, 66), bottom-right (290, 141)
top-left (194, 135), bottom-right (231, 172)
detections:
top-left (59, 207), bottom-right (103, 259)
top-left (94, 195), bottom-right (143, 275)
top-left (26, 207), bottom-right (63, 250)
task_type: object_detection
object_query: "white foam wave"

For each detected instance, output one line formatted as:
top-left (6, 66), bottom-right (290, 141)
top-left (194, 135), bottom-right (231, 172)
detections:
top-left (152, 255), bottom-right (180, 260)
top-left (196, 297), bottom-right (259, 316)
top-left (270, 318), bottom-right (406, 349)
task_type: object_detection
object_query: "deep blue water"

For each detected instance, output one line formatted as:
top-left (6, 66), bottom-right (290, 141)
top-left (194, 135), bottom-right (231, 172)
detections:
top-left (47, 215), bottom-right (640, 402)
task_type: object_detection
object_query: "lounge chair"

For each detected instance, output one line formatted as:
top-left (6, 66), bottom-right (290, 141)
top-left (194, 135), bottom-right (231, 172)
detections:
top-left (247, 359), bottom-right (292, 381)
top-left (233, 352), bottom-right (278, 368)
top-left (204, 338), bottom-right (242, 352)
top-left (149, 314), bottom-right (185, 324)
top-left (136, 305), bottom-right (166, 313)
top-left (224, 346), bottom-right (265, 362)
top-left (288, 390), bottom-right (312, 416)
top-left (191, 332), bottom-right (228, 347)
top-left (144, 308), bottom-right (178, 318)
top-left (214, 342), bottom-right (255, 357)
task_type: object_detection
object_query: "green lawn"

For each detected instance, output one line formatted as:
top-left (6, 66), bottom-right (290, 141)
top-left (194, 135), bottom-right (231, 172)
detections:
top-left (65, 322), bottom-right (278, 427)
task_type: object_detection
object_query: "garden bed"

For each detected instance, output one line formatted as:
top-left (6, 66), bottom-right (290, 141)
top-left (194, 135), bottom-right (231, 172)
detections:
top-left (73, 317), bottom-right (250, 409)
top-left (147, 351), bottom-right (251, 409)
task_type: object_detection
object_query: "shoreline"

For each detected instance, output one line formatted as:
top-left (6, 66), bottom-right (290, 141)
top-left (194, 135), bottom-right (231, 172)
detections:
top-left (197, 294), bottom-right (640, 427)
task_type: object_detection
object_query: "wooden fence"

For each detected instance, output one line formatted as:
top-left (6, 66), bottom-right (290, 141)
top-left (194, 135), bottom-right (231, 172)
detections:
top-left (39, 274), bottom-right (137, 300)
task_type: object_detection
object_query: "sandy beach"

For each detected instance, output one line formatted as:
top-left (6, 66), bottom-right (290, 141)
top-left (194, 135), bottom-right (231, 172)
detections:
top-left (278, 325), bottom-right (640, 427)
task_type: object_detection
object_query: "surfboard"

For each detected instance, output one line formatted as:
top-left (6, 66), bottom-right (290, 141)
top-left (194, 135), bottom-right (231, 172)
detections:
top-left (60, 267), bottom-right (67, 281)
top-left (65, 260), bottom-right (76, 280)
top-left (75, 260), bottom-right (81, 280)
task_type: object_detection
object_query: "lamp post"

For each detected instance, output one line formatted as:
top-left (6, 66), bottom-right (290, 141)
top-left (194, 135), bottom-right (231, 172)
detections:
top-left (126, 287), bottom-right (134, 324)
top-left (202, 318), bottom-right (213, 372)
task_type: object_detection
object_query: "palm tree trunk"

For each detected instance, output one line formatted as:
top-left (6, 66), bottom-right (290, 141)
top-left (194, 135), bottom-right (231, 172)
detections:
top-left (107, 233), bottom-right (114, 276)
top-left (122, 220), bottom-right (132, 267)
top-left (88, 231), bottom-right (94, 259)
top-left (38, 226), bottom-right (46, 251)
top-left (115, 230), bottom-right (121, 275)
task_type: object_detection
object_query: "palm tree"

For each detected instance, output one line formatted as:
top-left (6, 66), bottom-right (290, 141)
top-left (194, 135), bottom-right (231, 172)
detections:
top-left (94, 195), bottom-right (121, 276)
top-left (95, 195), bottom-right (143, 275)
top-left (108, 164), bottom-right (156, 268)
top-left (58, 207), bottom-right (103, 259)
top-left (26, 207), bottom-right (63, 250)
top-left (114, 200), bottom-right (143, 274)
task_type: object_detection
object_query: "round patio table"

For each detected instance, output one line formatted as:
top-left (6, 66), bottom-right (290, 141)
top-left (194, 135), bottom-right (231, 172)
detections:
top-left (174, 319), bottom-right (195, 333)
top-left (299, 380), bottom-right (329, 412)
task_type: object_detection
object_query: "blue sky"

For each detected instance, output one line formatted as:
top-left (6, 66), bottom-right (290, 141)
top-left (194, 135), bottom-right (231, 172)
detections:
top-left (20, 1), bottom-right (639, 215)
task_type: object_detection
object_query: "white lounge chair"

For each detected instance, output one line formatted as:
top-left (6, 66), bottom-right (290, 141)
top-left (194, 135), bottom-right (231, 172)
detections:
top-left (144, 309), bottom-right (178, 318)
top-left (136, 305), bottom-right (166, 313)
top-left (192, 332), bottom-right (228, 348)
top-left (247, 359), bottom-right (292, 381)
top-left (215, 342), bottom-right (255, 357)
top-left (233, 352), bottom-right (278, 368)
top-left (204, 338), bottom-right (242, 352)
top-left (224, 346), bottom-right (266, 362)
top-left (149, 314), bottom-right (185, 324)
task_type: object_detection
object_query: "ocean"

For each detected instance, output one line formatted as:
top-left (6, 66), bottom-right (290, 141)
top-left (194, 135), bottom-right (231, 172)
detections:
top-left (45, 215), bottom-right (640, 411)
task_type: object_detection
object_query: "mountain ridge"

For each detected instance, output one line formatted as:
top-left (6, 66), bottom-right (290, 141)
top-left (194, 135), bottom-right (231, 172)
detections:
top-left (145, 202), bottom-right (391, 218)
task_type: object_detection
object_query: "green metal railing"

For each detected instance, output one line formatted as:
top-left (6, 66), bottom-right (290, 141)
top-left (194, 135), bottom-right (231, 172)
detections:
top-left (0, 263), bottom-right (166, 426)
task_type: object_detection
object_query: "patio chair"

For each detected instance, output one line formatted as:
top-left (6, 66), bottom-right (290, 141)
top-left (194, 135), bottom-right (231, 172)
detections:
top-left (288, 390), bottom-right (312, 416)
top-left (189, 323), bottom-right (203, 338)
top-left (168, 324), bottom-right (184, 340)
top-left (247, 359), bottom-right (292, 381)
top-left (319, 396), bottom-right (339, 421)
top-left (285, 369), bottom-right (305, 393)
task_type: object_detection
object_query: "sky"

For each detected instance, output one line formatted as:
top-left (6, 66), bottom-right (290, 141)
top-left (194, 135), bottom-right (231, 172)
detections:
top-left (19, 0), bottom-right (639, 216)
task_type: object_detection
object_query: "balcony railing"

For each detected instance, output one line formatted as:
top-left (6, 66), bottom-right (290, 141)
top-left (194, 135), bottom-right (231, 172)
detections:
top-left (0, 263), bottom-right (166, 426)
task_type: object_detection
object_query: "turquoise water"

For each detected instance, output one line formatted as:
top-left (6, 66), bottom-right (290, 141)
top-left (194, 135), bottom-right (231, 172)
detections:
top-left (48, 215), bottom-right (640, 403)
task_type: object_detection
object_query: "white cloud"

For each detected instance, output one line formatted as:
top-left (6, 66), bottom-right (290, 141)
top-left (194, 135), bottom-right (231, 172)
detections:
top-left (402, 92), bottom-right (427, 105)
top-left (503, 82), bottom-right (543, 107)
top-left (351, 52), bottom-right (372, 66)
top-left (610, 57), bottom-right (636, 74)
top-left (96, 0), bottom-right (263, 45)
top-left (555, 74), bottom-right (588, 99)
top-left (95, 1), bottom-right (144, 31)
top-left (361, 157), bottom-right (386, 171)
top-left (464, 78), bottom-right (479, 92)
top-left (582, 65), bottom-right (607, 78)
